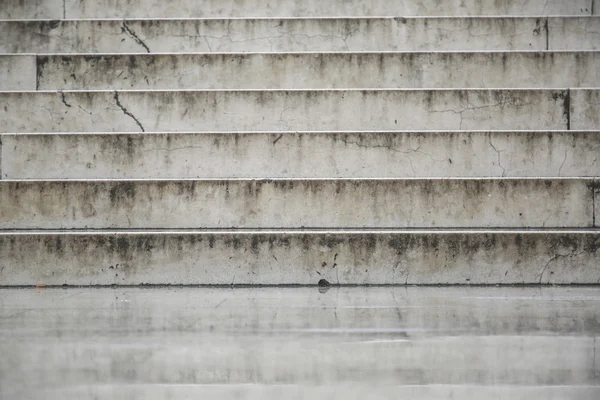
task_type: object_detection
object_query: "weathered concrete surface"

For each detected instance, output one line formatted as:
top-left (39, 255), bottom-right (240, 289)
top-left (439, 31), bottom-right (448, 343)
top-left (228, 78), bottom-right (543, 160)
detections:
top-left (1, 231), bottom-right (600, 285)
top-left (0, 17), bottom-right (571, 53)
top-left (0, 55), bottom-right (35, 90)
top-left (47, 0), bottom-right (594, 19)
top-left (0, 89), bottom-right (576, 132)
top-left (0, 226), bottom-right (599, 280)
top-left (1, 287), bottom-right (599, 399)
top-left (0, 0), bottom-right (63, 19)
top-left (29, 52), bottom-right (600, 90)
top-left (0, 179), bottom-right (595, 229)
top-left (10, 385), bottom-right (600, 400)
top-left (571, 89), bottom-right (600, 130)
top-left (595, 188), bottom-right (600, 226)
top-left (2, 131), bottom-right (600, 179)
top-left (548, 17), bottom-right (600, 50)
top-left (1, 287), bottom-right (599, 400)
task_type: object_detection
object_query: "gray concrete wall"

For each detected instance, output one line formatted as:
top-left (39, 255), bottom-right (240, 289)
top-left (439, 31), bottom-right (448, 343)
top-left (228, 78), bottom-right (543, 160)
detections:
top-left (0, 179), bottom-right (595, 229)
top-left (21, 52), bottom-right (600, 90)
top-left (0, 231), bottom-right (598, 285)
top-left (0, 0), bottom-right (575, 19)
top-left (3, 17), bottom-right (599, 53)
top-left (0, 89), bottom-right (577, 132)
top-left (2, 131), bottom-right (599, 179)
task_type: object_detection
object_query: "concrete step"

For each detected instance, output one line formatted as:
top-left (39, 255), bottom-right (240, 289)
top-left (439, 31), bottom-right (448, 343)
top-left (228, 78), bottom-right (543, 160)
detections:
top-left (2, 17), bottom-right (599, 53)
top-left (15, 385), bottom-right (600, 400)
top-left (2, 89), bottom-right (593, 132)
top-left (2, 287), bottom-right (599, 398)
top-left (2, 131), bottom-right (599, 179)
top-left (1, 230), bottom-right (598, 284)
top-left (3, 336), bottom-right (597, 386)
top-left (2, 0), bottom-right (593, 19)
top-left (4, 286), bottom-right (598, 335)
top-left (3, 52), bottom-right (594, 91)
top-left (0, 179), bottom-right (596, 229)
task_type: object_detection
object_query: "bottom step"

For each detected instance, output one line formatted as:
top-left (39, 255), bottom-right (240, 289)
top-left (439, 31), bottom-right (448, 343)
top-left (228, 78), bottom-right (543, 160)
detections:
top-left (1, 230), bottom-right (599, 286)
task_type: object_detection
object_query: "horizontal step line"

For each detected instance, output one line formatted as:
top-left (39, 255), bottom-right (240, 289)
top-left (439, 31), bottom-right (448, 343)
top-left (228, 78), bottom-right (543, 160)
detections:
top-left (8, 50), bottom-right (600, 56)
top-left (2, 16), bottom-right (597, 22)
top-left (1, 130), bottom-right (595, 135)
top-left (5, 283), bottom-right (600, 288)
top-left (2, 228), bottom-right (599, 235)
top-left (2, 177), bottom-right (598, 182)
top-left (2, 88), bottom-right (591, 93)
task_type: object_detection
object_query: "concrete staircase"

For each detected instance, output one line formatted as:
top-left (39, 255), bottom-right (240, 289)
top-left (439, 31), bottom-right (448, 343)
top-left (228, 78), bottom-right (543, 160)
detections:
top-left (1, 0), bottom-right (599, 286)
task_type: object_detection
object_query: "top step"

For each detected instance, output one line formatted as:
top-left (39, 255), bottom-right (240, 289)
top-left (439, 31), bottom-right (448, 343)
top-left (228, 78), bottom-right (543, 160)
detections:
top-left (2, 0), bottom-right (596, 19)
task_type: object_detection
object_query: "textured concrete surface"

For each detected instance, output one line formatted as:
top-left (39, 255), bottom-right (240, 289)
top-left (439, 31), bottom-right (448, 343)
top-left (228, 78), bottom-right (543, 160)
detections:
top-left (0, 230), bottom-right (599, 285)
top-left (571, 89), bottom-right (600, 130)
top-left (0, 0), bottom-right (587, 19)
top-left (3, 131), bottom-right (599, 179)
top-left (0, 0), bottom-right (63, 19)
top-left (1, 287), bottom-right (599, 399)
top-left (0, 17), bottom-right (548, 53)
top-left (21, 52), bottom-right (600, 90)
top-left (0, 55), bottom-right (36, 91)
top-left (549, 17), bottom-right (600, 50)
top-left (1, 0), bottom-right (599, 293)
top-left (0, 89), bottom-right (577, 132)
top-left (4, 17), bottom-right (600, 54)
top-left (0, 179), bottom-right (595, 229)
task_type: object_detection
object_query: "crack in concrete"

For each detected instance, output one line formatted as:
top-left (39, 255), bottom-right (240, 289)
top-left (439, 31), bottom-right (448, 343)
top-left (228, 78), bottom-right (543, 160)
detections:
top-left (558, 150), bottom-right (568, 176)
top-left (276, 25), bottom-right (360, 51)
top-left (59, 91), bottom-right (71, 108)
top-left (340, 138), bottom-right (434, 175)
top-left (76, 105), bottom-right (92, 115)
top-left (173, 22), bottom-right (360, 52)
top-left (272, 134), bottom-right (284, 145)
top-left (38, 105), bottom-right (57, 125)
top-left (276, 106), bottom-right (291, 131)
top-left (537, 251), bottom-right (585, 284)
top-left (488, 137), bottom-right (506, 177)
top-left (121, 21), bottom-right (151, 53)
top-left (425, 96), bottom-right (533, 130)
top-left (113, 91), bottom-right (145, 132)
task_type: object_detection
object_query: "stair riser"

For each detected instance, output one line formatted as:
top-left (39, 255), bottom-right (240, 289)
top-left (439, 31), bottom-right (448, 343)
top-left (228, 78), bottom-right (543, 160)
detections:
top-left (0, 56), bottom-right (36, 91)
top-left (0, 180), bottom-right (596, 229)
top-left (2, 0), bottom-right (592, 19)
top-left (3, 131), bottom-right (599, 179)
top-left (7, 52), bottom-right (595, 91)
top-left (1, 89), bottom-right (589, 132)
top-left (3, 18), bottom-right (599, 53)
top-left (1, 232), bottom-right (598, 285)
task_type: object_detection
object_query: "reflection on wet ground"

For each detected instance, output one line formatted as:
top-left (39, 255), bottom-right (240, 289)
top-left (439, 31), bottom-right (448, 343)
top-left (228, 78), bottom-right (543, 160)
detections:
top-left (1, 286), bottom-right (599, 399)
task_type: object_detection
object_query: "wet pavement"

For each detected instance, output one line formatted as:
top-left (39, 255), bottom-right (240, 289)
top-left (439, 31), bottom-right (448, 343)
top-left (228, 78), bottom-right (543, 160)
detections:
top-left (1, 286), bottom-right (599, 399)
